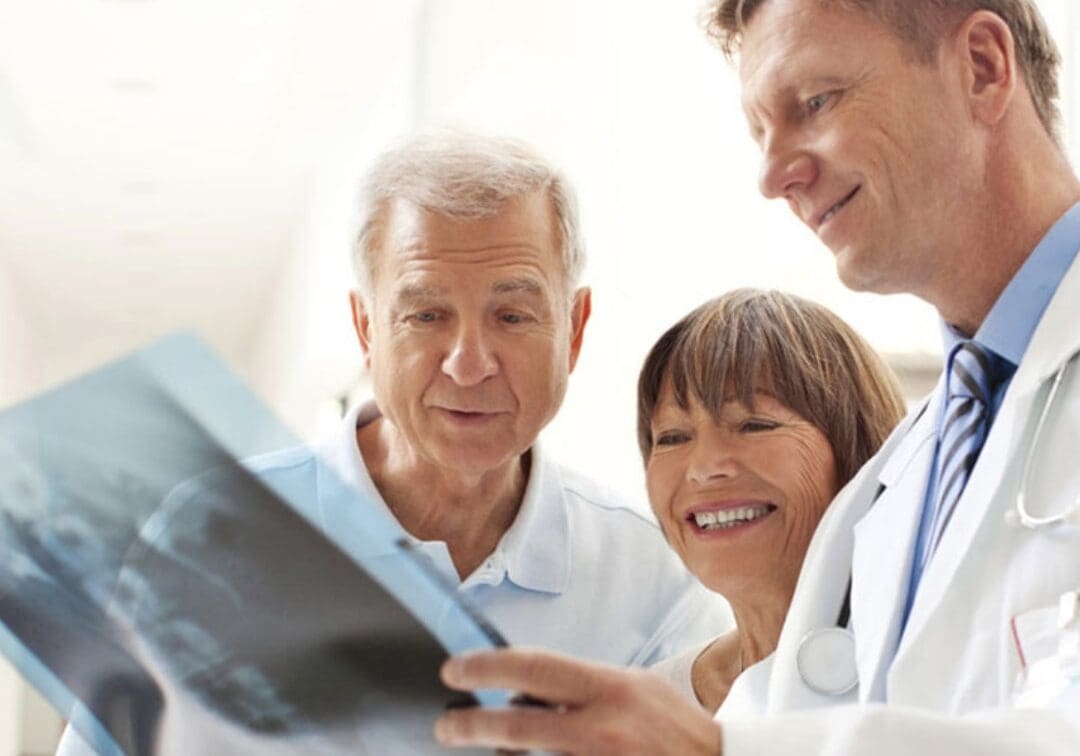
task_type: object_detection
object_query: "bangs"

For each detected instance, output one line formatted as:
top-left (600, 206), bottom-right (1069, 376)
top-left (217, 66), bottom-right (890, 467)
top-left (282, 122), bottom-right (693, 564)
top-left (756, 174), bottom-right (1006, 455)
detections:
top-left (638, 289), bottom-right (866, 470)
top-left (663, 302), bottom-right (773, 419)
top-left (637, 289), bottom-right (906, 488)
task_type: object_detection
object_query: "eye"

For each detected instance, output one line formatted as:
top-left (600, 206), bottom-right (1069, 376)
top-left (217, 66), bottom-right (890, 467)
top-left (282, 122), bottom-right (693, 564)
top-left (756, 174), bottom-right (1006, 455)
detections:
top-left (407, 311), bottom-right (440, 324)
top-left (654, 430), bottom-right (690, 447)
top-left (498, 311), bottom-right (533, 325)
top-left (748, 123), bottom-right (765, 148)
top-left (806, 91), bottom-right (833, 115)
top-left (739, 419), bottom-right (778, 433)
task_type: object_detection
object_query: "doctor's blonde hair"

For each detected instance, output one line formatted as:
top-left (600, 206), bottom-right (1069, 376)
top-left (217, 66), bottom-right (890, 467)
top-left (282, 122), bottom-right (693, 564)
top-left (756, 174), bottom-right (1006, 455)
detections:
top-left (637, 289), bottom-right (906, 486)
top-left (704, 0), bottom-right (1062, 141)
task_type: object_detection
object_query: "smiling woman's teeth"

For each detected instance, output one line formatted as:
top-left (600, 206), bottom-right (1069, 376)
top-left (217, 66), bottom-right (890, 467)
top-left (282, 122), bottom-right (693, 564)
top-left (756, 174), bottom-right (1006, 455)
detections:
top-left (694, 506), bottom-right (772, 530)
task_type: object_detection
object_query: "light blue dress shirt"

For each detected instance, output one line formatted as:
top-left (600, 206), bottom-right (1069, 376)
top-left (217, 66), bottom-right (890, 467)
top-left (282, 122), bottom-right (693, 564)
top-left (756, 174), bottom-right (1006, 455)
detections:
top-left (903, 201), bottom-right (1080, 626)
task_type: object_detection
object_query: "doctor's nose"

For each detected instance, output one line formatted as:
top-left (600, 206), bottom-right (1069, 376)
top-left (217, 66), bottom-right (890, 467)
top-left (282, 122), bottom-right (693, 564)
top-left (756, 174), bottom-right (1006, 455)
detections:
top-left (758, 137), bottom-right (816, 201)
top-left (441, 326), bottom-right (499, 386)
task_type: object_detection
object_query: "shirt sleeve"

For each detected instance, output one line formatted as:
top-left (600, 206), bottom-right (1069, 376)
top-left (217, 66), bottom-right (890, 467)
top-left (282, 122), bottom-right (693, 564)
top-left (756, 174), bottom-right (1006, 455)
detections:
top-left (632, 580), bottom-right (732, 667)
top-left (648, 640), bottom-right (709, 705)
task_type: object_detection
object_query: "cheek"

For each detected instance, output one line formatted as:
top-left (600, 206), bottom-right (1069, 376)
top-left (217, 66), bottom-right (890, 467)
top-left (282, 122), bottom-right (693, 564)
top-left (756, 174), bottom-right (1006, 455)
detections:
top-left (506, 340), bottom-right (568, 403)
top-left (373, 339), bottom-right (438, 399)
top-left (645, 461), bottom-right (679, 535)
top-left (784, 438), bottom-right (838, 531)
top-left (388, 332), bottom-right (442, 368)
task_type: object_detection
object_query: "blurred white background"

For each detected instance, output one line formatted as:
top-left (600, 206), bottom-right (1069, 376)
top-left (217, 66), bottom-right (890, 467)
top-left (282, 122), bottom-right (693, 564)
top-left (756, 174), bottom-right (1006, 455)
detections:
top-left (1, 1), bottom-right (1078, 752)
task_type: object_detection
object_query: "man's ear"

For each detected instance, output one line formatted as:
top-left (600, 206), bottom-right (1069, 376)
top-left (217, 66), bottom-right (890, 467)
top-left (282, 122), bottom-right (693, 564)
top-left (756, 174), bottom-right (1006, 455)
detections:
top-left (955, 10), bottom-right (1018, 127)
top-left (567, 287), bottom-right (592, 374)
top-left (349, 289), bottom-right (374, 369)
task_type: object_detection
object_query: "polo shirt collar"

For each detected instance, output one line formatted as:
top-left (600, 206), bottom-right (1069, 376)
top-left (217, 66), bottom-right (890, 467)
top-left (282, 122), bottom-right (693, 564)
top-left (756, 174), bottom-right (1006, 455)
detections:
top-left (493, 441), bottom-right (571, 595)
top-left (317, 402), bottom-right (571, 594)
top-left (312, 401), bottom-right (407, 559)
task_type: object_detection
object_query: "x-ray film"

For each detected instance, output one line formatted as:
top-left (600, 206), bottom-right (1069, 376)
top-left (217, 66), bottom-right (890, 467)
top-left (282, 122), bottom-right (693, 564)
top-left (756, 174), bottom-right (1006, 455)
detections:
top-left (0, 333), bottom-right (506, 755)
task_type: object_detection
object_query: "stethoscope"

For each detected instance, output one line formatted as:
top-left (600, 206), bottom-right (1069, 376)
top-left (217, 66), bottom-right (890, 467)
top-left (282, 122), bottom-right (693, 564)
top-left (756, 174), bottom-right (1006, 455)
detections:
top-left (796, 352), bottom-right (1080, 696)
top-left (1007, 350), bottom-right (1080, 529)
top-left (796, 578), bottom-right (859, 696)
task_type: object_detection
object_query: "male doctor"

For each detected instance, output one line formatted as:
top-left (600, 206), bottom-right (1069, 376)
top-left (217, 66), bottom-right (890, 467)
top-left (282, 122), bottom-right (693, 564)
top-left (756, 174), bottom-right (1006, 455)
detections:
top-left (433, 1), bottom-right (1080, 754)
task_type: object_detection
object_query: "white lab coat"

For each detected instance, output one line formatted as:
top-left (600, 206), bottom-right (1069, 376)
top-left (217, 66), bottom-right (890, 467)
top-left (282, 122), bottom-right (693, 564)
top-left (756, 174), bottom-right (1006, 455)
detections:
top-left (721, 253), bottom-right (1080, 754)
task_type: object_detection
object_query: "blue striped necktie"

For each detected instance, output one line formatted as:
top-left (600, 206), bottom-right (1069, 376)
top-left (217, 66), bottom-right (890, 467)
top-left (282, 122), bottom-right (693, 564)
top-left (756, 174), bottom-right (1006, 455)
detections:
top-left (921, 341), bottom-right (1014, 566)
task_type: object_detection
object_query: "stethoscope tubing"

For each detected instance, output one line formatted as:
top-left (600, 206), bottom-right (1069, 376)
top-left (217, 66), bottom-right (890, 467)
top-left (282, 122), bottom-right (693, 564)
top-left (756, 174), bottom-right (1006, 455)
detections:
top-left (1014, 351), bottom-right (1080, 529)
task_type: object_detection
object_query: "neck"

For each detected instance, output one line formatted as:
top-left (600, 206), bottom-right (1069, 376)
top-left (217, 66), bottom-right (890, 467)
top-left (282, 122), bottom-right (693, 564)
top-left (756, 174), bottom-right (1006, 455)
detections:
top-left (691, 588), bottom-right (790, 712)
top-left (924, 129), bottom-right (1080, 336)
top-left (357, 417), bottom-right (528, 579)
top-left (728, 593), bottom-right (789, 668)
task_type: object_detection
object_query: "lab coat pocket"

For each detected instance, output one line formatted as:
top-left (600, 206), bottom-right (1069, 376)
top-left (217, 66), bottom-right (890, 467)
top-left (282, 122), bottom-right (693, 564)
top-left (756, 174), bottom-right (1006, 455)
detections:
top-left (1011, 590), bottom-right (1080, 712)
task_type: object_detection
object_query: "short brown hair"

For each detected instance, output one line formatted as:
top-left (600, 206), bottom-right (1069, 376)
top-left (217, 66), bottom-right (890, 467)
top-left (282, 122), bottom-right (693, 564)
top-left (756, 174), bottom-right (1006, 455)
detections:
top-left (637, 289), bottom-right (906, 486)
top-left (704, 0), bottom-right (1061, 139)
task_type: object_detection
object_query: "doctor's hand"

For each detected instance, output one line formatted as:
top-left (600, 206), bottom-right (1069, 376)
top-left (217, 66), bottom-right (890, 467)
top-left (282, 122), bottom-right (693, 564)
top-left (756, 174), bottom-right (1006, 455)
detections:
top-left (434, 648), bottom-right (724, 755)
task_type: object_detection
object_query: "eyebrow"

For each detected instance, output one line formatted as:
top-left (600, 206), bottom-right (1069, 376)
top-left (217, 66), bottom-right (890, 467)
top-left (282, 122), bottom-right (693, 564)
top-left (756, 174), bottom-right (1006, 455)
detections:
top-left (392, 283), bottom-right (445, 302)
top-left (491, 277), bottom-right (544, 296)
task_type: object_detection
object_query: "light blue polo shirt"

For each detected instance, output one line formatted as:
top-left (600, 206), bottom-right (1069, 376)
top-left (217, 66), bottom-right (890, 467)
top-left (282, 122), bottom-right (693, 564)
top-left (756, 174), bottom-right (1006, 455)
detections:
top-left (314, 402), bottom-right (731, 667)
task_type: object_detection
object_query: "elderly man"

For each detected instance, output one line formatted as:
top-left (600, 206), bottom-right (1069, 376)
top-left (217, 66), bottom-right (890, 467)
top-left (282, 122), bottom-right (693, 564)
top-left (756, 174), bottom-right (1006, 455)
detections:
top-left (55, 132), bottom-right (727, 754)
top-left (435, 2), bottom-right (1080, 755)
top-left (334, 131), bottom-right (725, 654)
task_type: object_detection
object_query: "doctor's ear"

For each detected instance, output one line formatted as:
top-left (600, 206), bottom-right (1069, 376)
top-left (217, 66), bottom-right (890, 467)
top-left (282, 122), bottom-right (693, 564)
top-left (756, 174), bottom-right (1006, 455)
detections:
top-left (955, 10), bottom-right (1018, 128)
top-left (349, 289), bottom-right (374, 368)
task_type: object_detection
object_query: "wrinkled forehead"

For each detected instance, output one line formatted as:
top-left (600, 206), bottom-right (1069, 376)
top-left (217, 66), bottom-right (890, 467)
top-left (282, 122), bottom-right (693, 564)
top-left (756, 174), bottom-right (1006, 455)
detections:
top-left (738, 0), bottom-right (890, 117)
top-left (381, 193), bottom-right (557, 250)
top-left (369, 194), bottom-right (565, 288)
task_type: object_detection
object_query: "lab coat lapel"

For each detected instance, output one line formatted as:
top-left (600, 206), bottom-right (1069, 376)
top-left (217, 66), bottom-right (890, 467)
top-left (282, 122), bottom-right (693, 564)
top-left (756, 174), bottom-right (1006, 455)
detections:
top-left (850, 391), bottom-right (939, 702)
top-left (899, 251), bottom-right (1080, 652)
top-left (767, 465), bottom-right (874, 710)
top-left (765, 400), bottom-right (930, 711)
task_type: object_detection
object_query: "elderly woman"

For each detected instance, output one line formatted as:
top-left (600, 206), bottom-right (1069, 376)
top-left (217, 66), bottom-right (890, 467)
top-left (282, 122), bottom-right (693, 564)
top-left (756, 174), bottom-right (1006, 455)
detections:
top-left (642, 289), bottom-right (905, 713)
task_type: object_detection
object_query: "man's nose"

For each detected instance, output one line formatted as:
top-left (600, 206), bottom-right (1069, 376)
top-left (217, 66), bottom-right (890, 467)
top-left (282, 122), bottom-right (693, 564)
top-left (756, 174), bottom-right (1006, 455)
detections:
top-left (758, 133), bottom-right (816, 201)
top-left (441, 324), bottom-right (499, 386)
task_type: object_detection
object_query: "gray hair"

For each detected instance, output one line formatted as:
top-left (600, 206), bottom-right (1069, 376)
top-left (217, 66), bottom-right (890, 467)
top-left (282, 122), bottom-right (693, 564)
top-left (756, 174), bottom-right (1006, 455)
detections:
top-left (352, 130), bottom-right (586, 297)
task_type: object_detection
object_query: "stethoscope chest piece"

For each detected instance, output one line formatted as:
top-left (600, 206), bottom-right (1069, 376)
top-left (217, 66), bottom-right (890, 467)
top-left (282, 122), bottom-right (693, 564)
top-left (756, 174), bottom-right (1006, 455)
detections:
top-left (796, 627), bottom-right (858, 696)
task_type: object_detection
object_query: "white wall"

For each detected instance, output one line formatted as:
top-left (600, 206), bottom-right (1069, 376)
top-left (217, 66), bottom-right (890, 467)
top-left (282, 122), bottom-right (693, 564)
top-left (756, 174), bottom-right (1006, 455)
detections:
top-left (0, 261), bottom-right (26, 409)
top-left (0, 659), bottom-right (17, 756)
top-left (246, 0), bottom-right (420, 440)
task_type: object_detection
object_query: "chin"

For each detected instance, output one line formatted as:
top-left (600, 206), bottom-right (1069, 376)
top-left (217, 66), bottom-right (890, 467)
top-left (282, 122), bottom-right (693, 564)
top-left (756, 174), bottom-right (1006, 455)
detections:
top-left (835, 249), bottom-right (889, 294)
top-left (433, 445), bottom-right (521, 477)
top-left (689, 564), bottom-right (733, 597)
